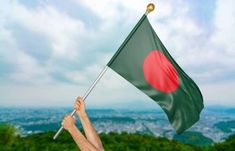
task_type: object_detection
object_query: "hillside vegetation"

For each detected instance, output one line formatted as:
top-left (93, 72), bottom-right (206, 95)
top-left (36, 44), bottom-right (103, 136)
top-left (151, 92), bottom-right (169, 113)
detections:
top-left (0, 124), bottom-right (234, 151)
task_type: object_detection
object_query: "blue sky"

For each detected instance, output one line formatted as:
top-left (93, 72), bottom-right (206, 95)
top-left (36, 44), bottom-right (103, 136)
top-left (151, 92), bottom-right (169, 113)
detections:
top-left (0, 0), bottom-right (235, 108)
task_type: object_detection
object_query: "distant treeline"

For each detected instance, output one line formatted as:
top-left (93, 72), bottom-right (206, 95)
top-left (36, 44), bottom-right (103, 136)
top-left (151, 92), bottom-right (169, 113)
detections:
top-left (0, 124), bottom-right (234, 151)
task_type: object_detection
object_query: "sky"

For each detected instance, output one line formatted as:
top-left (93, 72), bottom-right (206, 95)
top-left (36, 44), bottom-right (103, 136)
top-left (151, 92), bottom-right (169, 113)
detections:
top-left (0, 0), bottom-right (235, 108)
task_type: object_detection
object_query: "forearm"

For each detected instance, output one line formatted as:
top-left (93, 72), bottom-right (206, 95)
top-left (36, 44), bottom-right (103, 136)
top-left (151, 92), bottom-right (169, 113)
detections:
top-left (79, 112), bottom-right (104, 150)
top-left (68, 125), bottom-right (99, 151)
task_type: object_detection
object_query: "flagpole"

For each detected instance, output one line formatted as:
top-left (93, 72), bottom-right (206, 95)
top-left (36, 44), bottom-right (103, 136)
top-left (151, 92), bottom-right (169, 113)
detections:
top-left (53, 66), bottom-right (109, 140)
top-left (53, 3), bottom-right (155, 140)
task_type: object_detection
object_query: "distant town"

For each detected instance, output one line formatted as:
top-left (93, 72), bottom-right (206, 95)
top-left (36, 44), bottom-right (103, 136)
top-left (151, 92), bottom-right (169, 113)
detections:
top-left (0, 106), bottom-right (235, 143)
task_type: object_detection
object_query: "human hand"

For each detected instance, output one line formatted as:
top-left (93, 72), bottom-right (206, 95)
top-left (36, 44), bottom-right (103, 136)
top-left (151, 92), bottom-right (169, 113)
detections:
top-left (62, 114), bottom-right (76, 131)
top-left (74, 96), bottom-right (86, 118)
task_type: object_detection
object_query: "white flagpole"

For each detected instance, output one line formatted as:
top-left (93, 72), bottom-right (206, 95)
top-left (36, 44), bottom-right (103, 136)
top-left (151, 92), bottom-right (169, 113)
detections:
top-left (53, 66), bottom-right (108, 140)
top-left (53, 3), bottom-right (155, 140)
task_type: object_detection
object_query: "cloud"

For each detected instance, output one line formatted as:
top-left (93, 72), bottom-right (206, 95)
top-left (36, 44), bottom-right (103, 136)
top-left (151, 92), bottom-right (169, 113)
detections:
top-left (1, 1), bottom-right (90, 84)
top-left (9, 51), bottom-right (53, 84)
top-left (7, 2), bottom-right (85, 59)
top-left (212, 0), bottom-right (235, 55)
top-left (201, 80), bottom-right (235, 106)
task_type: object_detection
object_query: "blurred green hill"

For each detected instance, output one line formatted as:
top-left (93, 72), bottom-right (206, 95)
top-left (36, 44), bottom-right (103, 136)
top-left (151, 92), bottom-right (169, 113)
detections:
top-left (0, 124), bottom-right (235, 151)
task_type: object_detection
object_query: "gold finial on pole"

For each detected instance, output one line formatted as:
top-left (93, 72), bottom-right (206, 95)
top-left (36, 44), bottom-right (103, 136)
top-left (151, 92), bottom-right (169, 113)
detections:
top-left (145, 3), bottom-right (155, 15)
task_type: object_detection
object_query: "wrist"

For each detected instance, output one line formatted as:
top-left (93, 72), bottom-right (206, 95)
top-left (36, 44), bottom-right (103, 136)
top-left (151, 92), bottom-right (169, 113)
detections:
top-left (67, 125), bottom-right (76, 133)
top-left (77, 111), bottom-right (87, 117)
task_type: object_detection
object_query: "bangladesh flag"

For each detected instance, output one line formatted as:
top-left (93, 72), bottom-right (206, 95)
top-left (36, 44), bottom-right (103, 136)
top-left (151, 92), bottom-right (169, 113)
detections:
top-left (107, 15), bottom-right (204, 134)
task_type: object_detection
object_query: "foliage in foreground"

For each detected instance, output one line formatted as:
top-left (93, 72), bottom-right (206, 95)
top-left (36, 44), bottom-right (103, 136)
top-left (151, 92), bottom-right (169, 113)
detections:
top-left (0, 124), bottom-right (235, 151)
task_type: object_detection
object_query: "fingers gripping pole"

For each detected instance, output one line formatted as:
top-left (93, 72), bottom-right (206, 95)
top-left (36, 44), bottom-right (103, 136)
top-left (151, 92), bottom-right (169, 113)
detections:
top-left (53, 66), bottom-right (108, 140)
top-left (53, 109), bottom-right (77, 140)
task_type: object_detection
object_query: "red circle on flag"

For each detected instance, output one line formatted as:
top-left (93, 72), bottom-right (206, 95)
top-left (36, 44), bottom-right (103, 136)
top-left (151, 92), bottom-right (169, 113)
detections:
top-left (143, 50), bottom-right (179, 93)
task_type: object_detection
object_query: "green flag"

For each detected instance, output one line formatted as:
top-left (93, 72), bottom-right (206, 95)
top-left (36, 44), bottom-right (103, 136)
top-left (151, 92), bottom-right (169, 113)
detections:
top-left (107, 15), bottom-right (204, 134)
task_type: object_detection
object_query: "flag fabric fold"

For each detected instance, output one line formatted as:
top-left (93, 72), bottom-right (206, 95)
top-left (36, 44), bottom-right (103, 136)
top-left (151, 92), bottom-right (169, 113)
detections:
top-left (107, 15), bottom-right (204, 133)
